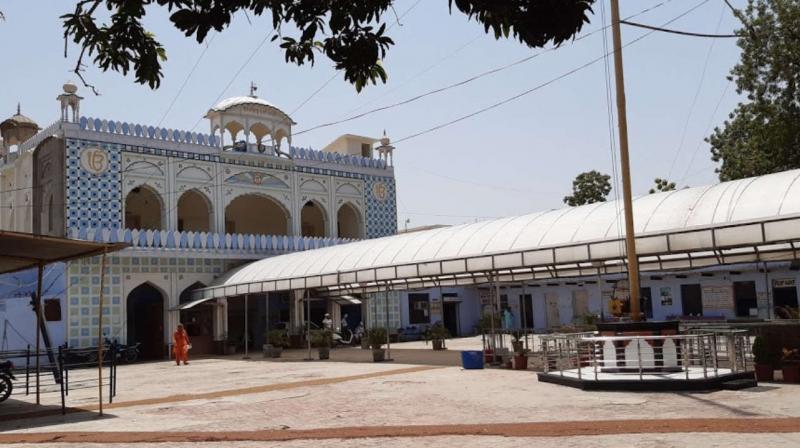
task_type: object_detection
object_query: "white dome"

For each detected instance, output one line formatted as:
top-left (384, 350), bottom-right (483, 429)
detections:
top-left (211, 96), bottom-right (280, 112)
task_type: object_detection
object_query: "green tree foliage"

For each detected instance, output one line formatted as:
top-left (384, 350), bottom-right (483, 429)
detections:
top-left (563, 170), bottom-right (611, 206)
top-left (61, 0), bottom-right (595, 93)
top-left (707, 0), bottom-right (800, 181)
top-left (649, 177), bottom-right (676, 194)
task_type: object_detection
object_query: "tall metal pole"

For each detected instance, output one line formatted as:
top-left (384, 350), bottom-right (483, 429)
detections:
top-left (97, 251), bottom-right (107, 415)
top-left (243, 294), bottom-right (250, 359)
top-left (34, 263), bottom-right (43, 405)
top-left (306, 289), bottom-right (312, 360)
top-left (610, 0), bottom-right (641, 321)
top-left (385, 285), bottom-right (392, 361)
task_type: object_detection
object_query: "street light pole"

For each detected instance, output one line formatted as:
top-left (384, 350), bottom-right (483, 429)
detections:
top-left (610, 0), bottom-right (641, 321)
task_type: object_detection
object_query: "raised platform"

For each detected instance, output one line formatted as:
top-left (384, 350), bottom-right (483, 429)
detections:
top-left (537, 367), bottom-right (757, 391)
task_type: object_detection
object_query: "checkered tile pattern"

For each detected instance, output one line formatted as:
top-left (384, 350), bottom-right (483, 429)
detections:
top-left (365, 176), bottom-right (397, 238)
top-left (66, 139), bottom-right (122, 229)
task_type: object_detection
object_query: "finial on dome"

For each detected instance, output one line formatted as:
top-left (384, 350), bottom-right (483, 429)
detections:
top-left (249, 81), bottom-right (258, 98)
top-left (16, 103), bottom-right (20, 115)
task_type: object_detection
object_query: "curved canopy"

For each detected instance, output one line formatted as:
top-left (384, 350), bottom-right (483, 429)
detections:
top-left (208, 96), bottom-right (295, 124)
top-left (199, 170), bottom-right (800, 300)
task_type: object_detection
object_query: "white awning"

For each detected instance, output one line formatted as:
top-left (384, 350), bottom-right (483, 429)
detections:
top-left (197, 170), bottom-right (800, 299)
top-left (175, 296), bottom-right (217, 310)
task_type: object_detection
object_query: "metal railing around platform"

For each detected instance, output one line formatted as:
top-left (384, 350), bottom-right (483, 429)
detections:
top-left (540, 330), bottom-right (752, 381)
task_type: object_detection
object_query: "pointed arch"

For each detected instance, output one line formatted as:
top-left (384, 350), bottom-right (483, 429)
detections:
top-left (301, 199), bottom-right (328, 237)
top-left (225, 193), bottom-right (291, 235)
top-left (124, 184), bottom-right (164, 230)
top-left (177, 189), bottom-right (214, 232)
top-left (337, 202), bottom-right (363, 239)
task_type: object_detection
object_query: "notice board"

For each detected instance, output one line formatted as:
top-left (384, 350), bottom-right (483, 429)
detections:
top-left (702, 285), bottom-right (734, 311)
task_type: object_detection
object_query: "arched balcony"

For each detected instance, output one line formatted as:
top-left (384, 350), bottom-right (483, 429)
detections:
top-left (177, 190), bottom-right (214, 232)
top-left (225, 194), bottom-right (290, 235)
top-left (301, 201), bottom-right (327, 237)
top-left (124, 185), bottom-right (164, 230)
top-left (337, 203), bottom-right (363, 239)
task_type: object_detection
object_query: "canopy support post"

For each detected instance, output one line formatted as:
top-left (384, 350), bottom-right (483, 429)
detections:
top-left (385, 283), bottom-right (393, 362)
top-left (305, 289), bottom-right (313, 361)
top-left (97, 249), bottom-right (107, 416)
top-left (243, 294), bottom-right (250, 360)
top-left (34, 262), bottom-right (43, 405)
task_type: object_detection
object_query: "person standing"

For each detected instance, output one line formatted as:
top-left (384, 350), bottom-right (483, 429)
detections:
top-left (173, 323), bottom-right (190, 366)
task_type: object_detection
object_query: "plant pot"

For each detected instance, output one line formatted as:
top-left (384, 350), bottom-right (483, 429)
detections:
top-left (484, 349), bottom-right (493, 364)
top-left (782, 364), bottom-right (800, 383)
top-left (372, 348), bottom-right (385, 362)
top-left (513, 354), bottom-right (528, 370)
top-left (263, 345), bottom-right (282, 358)
top-left (318, 347), bottom-right (330, 360)
top-left (511, 341), bottom-right (524, 353)
top-left (432, 339), bottom-right (445, 351)
top-left (361, 339), bottom-right (371, 350)
top-left (755, 364), bottom-right (774, 382)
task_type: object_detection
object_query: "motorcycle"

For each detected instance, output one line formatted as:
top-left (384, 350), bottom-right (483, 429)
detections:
top-left (332, 325), bottom-right (362, 347)
top-left (0, 360), bottom-right (15, 403)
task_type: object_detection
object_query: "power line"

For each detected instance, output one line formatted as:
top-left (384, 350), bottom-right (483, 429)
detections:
top-left (666, 3), bottom-right (727, 179)
top-left (293, 0), bottom-right (676, 137)
top-left (392, 0), bottom-right (710, 145)
top-left (620, 20), bottom-right (737, 38)
top-left (157, 33), bottom-right (217, 127)
top-left (678, 80), bottom-right (732, 184)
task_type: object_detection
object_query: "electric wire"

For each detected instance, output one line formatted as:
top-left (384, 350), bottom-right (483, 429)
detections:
top-left (620, 20), bottom-right (737, 38)
top-left (391, 0), bottom-right (710, 145)
top-left (157, 33), bottom-right (217, 127)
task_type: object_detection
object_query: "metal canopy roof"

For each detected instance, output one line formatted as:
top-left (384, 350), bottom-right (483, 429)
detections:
top-left (198, 170), bottom-right (800, 300)
top-left (0, 231), bottom-right (128, 274)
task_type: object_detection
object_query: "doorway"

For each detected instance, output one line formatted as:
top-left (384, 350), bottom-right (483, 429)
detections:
top-left (519, 294), bottom-right (534, 329)
top-left (340, 303), bottom-right (362, 333)
top-left (126, 283), bottom-right (165, 360)
top-left (773, 283), bottom-right (798, 318)
top-left (443, 301), bottom-right (459, 337)
top-left (640, 287), bottom-right (654, 319)
top-left (179, 282), bottom-right (214, 355)
top-left (734, 281), bottom-right (758, 317)
top-left (680, 284), bottom-right (703, 316)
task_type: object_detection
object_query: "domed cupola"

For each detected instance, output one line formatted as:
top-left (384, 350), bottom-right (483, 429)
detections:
top-left (205, 84), bottom-right (295, 156)
top-left (1, 104), bottom-right (40, 157)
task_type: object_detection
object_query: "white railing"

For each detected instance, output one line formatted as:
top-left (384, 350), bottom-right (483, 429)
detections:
top-left (68, 227), bottom-right (357, 254)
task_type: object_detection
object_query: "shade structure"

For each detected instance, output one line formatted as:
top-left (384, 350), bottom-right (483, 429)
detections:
top-left (0, 230), bottom-right (128, 274)
top-left (198, 169), bottom-right (800, 300)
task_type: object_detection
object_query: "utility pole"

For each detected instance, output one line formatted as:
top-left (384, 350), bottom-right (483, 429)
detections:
top-left (610, 0), bottom-right (641, 321)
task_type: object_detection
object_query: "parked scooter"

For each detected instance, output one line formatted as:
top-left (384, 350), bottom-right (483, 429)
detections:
top-left (0, 360), bottom-right (15, 403)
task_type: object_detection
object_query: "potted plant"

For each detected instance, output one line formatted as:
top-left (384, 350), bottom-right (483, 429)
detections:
top-left (509, 330), bottom-right (528, 370)
top-left (263, 329), bottom-right (288, 358)
top-left (367, 328), bottom-right (387, 362)
top-left (427, 322), bottom-right (449, 350)
top-left (311, 329), bottom-right (333, 360)
top-left (752, 336), bottom-right (776, 381)
top-left (781, 348), bottom-right (800, 383)
top-left (510, 330), bottom-right (525, 354)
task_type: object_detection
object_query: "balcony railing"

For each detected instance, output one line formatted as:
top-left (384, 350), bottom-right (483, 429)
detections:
top-left (68, 227), bottom-right (357, 256)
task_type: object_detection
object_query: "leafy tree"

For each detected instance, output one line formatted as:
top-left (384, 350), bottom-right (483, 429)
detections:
top-left (61, 0), bottom-right (595, 93)
top-left (649, 177), bottom-right (676, 194)
top-left (563, 170), bottom-right (611, 206)
top-left (707, 0), bottom-right (800, 181)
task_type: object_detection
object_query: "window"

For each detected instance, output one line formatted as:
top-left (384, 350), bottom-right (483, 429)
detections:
top-left (408, 293), bottom-right (429, 324)
top-left (680, 284), bottom-right (703, 316)
top-left (499, 294), bottom-right (509, 310)
top-left (44, 299), bottom-right (61, 321)
top-left (360, 143), bottom-right (371, 158)
top-left (640, 287), bottom-right (653, 319)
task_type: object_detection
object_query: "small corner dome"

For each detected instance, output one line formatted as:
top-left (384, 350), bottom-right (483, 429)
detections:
top-left (207, 96), bottom-right (295, 124)
top-left (63, 81), bottom-right (78, 94)
top-left (1, 108), bottom-right (39, 130)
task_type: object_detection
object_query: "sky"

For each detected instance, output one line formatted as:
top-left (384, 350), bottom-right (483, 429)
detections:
top-left (0, 0), bottom-right (746, 229)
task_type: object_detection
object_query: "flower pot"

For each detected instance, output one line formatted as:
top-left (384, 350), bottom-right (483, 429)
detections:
top-left (361, 339), bottom-right (371, 350)
top-left (782, 364), bottom-right (800, 383)
top-left (372, 348), bottom-right (385, 362)
top-left (511, 341), bottom-right (524, 353)
top-left (755, 364), bottom-right (774, 382)
top-left (318, 347), bottom-right (330, 360)
top-left (432, 339), bottom-right (445, 351)
top-left (513, 354), bottom-right (528, 370)
top-left (484, 349), bottom-right (494, 363)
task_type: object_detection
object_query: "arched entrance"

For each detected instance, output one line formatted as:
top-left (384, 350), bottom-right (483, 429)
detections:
top-left (126, 283), bottom-right (165, 360)
top-left (337, 203), bottom-right (362, 239)
top-left (179, 282), bottom-right (215, 355)
top-left (125, 185), bottom-right (164, 230)
top-left (301, 201), bottom-right (327, 237)
top-left (177, 190), bottom-right (213, 232)
top-left (225, 194), bottom-right (289, 235)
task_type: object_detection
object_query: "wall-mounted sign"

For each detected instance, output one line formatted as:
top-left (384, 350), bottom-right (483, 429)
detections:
top-left (79, 147), bottom-right (109, 175)
top-left (702, 285), bottom-right (734, 311)
top-left (773, 278), bottom-right (796, 288)
top-left (372, 182), bottom-right (388, 202)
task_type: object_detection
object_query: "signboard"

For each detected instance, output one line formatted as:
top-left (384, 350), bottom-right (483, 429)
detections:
top-left (702, 285), bottom-right (734, 311)
top-left (659, 286), bottom-right (673, 306)
top-left (430, 297), bottom-right (442, 319)
top-left (773, 278), bottom-right (796, 288)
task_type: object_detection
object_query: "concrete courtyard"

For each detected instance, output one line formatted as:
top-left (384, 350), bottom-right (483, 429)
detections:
top-left (1, 342), bottom-right (799, 447)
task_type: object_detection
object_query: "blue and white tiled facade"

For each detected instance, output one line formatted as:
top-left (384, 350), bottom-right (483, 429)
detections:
top-left (66, 139), bottom-right (122, 229)
top-left (365, 176), bottom-right (398, 238)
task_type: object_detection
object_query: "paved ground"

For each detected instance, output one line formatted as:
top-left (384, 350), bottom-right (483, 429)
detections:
top-left (1, 343), bottom-right (799, 447)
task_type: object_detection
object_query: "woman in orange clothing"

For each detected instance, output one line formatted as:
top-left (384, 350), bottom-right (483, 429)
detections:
top-left (173, 323), bottom-right (190, 366)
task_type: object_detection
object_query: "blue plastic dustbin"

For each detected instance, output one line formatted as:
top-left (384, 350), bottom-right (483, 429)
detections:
top-left (461, 350), bottom-right (484, 369)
